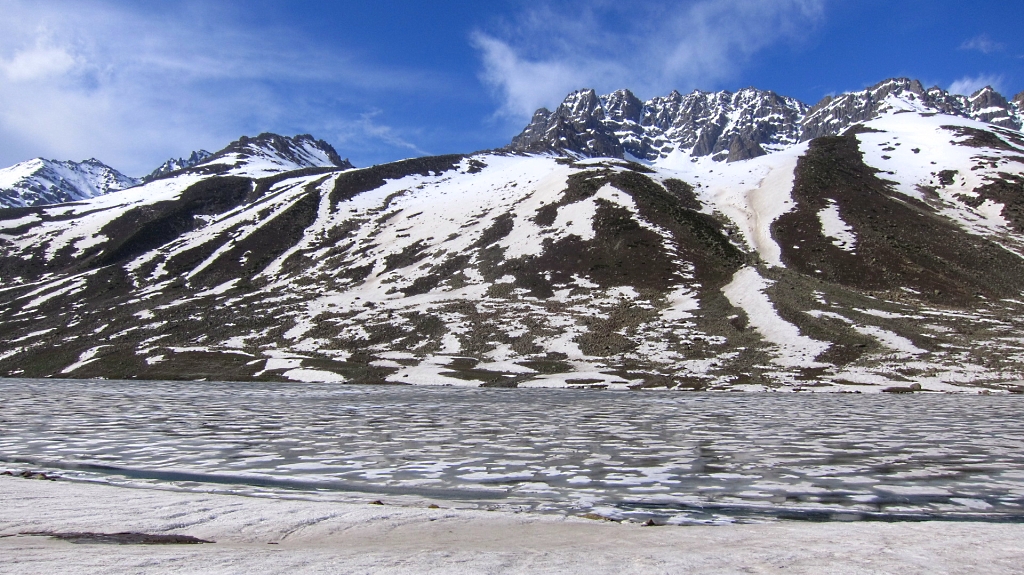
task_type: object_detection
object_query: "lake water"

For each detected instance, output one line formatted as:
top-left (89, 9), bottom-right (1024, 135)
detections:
top-left (2, 378), bottom-right (1023, 525)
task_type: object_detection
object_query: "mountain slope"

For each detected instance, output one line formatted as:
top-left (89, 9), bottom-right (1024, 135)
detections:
top-left (3, 81), bottom-right (1024, 393)
top-left (0, 158), bottom-right (140, 208)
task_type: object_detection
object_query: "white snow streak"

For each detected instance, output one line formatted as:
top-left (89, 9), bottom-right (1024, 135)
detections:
top-left (722, 267), bottom-right (829, 367)
top-left (817, 200), bottom-right (857, 251)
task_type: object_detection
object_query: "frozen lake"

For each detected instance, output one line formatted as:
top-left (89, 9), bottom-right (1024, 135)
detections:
top-left (1, 378), bottom-right (1022, 525)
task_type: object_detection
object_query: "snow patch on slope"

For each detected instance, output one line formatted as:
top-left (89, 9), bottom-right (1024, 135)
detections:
top-left (856, 112), bottom-right (1024, 247)
top-left (817, 200), bottom-right (857, 251)
top-left (655, 143), bottom-right (806, 267)
top-left (722, 267), bottom-right (830, 367)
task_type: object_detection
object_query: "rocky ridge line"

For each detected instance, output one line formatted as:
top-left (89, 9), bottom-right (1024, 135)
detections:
top-left (509, 78), bottom-right (1024, 163)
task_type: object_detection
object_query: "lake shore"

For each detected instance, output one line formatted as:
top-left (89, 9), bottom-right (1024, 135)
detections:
top-left (2, 476), bottom-right (1022, 574)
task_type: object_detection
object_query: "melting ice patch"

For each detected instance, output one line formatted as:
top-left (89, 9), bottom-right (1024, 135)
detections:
top-left (722, 267), bottom-right (830, 367)
top-left (661, 287), bottom-right (700, 321)
top-left (817, 199), bottom-right (857, 251)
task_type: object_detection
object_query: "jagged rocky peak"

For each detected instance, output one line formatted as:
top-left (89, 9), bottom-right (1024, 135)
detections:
top-left (798, 78), bottom-right (929, 140)
top-left (0, 157), bottom-right (139, 209)
top-left (508, 86), bottom-right (808, 162)
top-left (510, 78), bottom-right (1024, 162)
top-left (963, 86), bottom-right (1018, 127)
top-left (145, 150), bottom-right (213, 182)
top-left (510, 89), bottom-right (625, 159)
top-left (602, 89), bottom-right (644, 123)
top-left (677, 88), bottom-right (807, 161)
top-left (802, 78), bottom-right (1024, 140)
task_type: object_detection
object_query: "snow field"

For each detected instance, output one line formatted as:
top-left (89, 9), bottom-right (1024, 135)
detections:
top-left (5, 477), bottom-right (1024, 574)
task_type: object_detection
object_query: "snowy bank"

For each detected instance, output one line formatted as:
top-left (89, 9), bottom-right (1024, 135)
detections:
top-left (1, 476), bottom-right (1022, 574)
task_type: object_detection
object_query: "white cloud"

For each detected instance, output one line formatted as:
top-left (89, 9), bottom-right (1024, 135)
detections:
top-left (960, 35), bottom-right (1004, 54)
top-left (0, 1), bottom-right (431, 175)
top-left (949, 74), bottom-right (1004, 96)
top-left (473, 0), bottom-right (825, 119)
top-left (0, 44), bottom-right (79, 82)
top-left (472, 32), bottom-right (619, 121)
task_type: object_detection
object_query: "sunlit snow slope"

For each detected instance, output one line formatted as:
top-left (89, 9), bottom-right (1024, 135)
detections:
top-left (3, 81), bottom-right (1024, 392)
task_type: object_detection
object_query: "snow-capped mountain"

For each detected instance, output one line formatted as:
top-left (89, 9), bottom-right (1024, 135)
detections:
top-left (511, 78), bottom-right (1024, 162)
top-left (0, 158), bottom-right (139, 209)
top-left (198, 133), bottom-right (354, 177)
top-left (3, 78), bottom-right (1024, 394)
top-left (801, 78), bottom-right (1024, 140)
top-left (0, 134), bottom-right (352, 209)
top-left (144, 150), bottom-right (212, 182)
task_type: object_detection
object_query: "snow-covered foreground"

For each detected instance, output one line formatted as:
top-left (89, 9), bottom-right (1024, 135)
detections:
top-left (2, 477), bottom-right (1023, 575)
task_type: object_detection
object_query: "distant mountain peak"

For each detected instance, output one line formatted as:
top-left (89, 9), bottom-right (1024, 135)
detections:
top-left (0, 133), bottom-right (357, 209)
top-left (144, 150), bottom-right (213, 182)
top-left (202, 133), bottom-right (354, 178)
top-left (0, 157), bottom-right (139, 209)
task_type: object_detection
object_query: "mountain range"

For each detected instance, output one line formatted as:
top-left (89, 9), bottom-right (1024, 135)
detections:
top-left (0, 133), bottom-right (352, 208)
top-left (2, 78), bottom-right (1024, 393)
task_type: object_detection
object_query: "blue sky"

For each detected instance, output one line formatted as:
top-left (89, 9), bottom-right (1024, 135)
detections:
top-left (0, 0), bottom-right (1021, 175)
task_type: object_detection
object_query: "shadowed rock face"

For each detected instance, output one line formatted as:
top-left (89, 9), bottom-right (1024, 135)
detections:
top-left (510, 78), bottom-right (1024, 162)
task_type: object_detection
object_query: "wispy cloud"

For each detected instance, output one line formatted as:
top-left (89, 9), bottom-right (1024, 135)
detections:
top-left (333, 110), bottom-right (431, 158)
top-left (960, 34), bottom-right (1005, 54)
top-left (473, 0), bottom-right (826, 120)
top-left (0, 1), bottom-right (431, 174)
top-left (948, 74), bottom-right (1004, 96)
